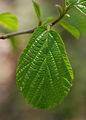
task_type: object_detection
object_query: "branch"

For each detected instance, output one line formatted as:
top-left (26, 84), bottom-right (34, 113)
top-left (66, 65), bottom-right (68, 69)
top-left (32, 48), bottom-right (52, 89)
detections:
top-left (0, 28), bottom-right (35, 39)
top-left (0, 5), bottom-right (71, 40)
top-left (50, 5), bottom-right (70, 26)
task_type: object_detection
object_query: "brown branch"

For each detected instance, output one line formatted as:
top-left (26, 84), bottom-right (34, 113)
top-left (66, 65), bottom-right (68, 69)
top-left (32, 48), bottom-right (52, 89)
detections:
top-left (0, 5), bottom-right (71, 40)
top-left (0, 28), bottom-right (35, 39)
top-left (50, 5), bottom-right (70, 26)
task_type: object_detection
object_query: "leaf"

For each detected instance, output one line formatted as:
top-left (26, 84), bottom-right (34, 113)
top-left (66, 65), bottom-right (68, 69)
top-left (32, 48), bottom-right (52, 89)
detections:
top-left (42, 17), bottom-right (55, 26)
top-left (77, 0), bottom-right (86, 4)
top-left (0, 12), bottom-right (19, 31)
top-left (75, 4), bottom-right (86, 15)
top-left (9, 37), bottom-right (19, 52)
top-left (65, 0), bottom-right (78, 5)
top-left (56, 4), bottom-right (63, 16)
top-left (32, 0), bottom-right (41, 20)
top-left (16, 26), bottom-right (74, 109)
top-left (60, 21), bottom-right (80, 39)
top-left (66, 0), bottom-right (86, 5)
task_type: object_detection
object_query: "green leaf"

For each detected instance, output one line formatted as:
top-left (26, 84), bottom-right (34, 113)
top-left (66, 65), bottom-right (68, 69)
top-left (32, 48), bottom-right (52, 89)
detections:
top-left (56, 4), bottom-right (63, 16)
top-left (0, 12), bottom-right (19, 31)
top-left (60, 21), bottom-right (80, 39)
top-left (16, 26), bottom-right (73, 109)
top-left (66, 0), bottom-right (86, 5)
top-left (42, 17), bottom-right (55, 26)
top-left (9, 37), bottom-right (19, 52)
top-left (65, 0), bottom-right (78, 5)
top-left (32, 0), bottom-right (41, 20)
top-left (75, 3), bottom-right (86, 15)
top-left (78, 0), bottom-right (86, 4)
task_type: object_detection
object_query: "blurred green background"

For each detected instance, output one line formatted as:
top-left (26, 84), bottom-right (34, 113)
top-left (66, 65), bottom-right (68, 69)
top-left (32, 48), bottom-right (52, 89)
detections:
top-left (0, 0), bottom-right (86, 120)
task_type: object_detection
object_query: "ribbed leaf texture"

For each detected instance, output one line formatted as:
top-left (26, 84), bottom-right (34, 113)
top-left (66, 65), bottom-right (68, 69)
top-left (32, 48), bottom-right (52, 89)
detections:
top-left (16, 26), bottom-right (74, 110)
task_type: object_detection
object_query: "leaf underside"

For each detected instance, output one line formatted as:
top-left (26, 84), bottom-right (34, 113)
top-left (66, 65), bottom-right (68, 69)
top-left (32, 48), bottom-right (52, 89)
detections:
top-left (16, 26), bottom-right (73, 110)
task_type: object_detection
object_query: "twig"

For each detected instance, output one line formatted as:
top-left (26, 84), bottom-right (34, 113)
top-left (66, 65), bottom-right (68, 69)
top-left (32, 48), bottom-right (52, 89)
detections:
top-left (0, 5), bottom-right (71, 40)
top-left (50, 5), bottom-right (70, 26)
top-left (0, 28), bottom-right (35, 39)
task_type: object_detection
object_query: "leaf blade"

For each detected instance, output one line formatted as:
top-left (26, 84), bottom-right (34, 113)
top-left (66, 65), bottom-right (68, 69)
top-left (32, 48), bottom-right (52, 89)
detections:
top-left (65, 0), bottom-right (78, 5)
top-left (0, 12), bottom-right (19, 31)
top-left (75, 4), bottom-right (86, 15)
top-left (60, 21), bottom-right (80, 39)
top-left (32, 0), bottom-right (41, 20)
top-left (16, 26), bottom-right (73, 109)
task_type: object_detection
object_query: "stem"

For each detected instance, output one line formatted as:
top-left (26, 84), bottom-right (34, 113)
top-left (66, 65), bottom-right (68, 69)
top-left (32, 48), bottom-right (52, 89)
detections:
top-left (0, 28), bottom-right (35, 39)
top-left (50, 5), bottom-right (70, 26)
top-left (50, 14), bottom-right (65, 26)
top-left (0, 5), bottom-right (71, 40)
